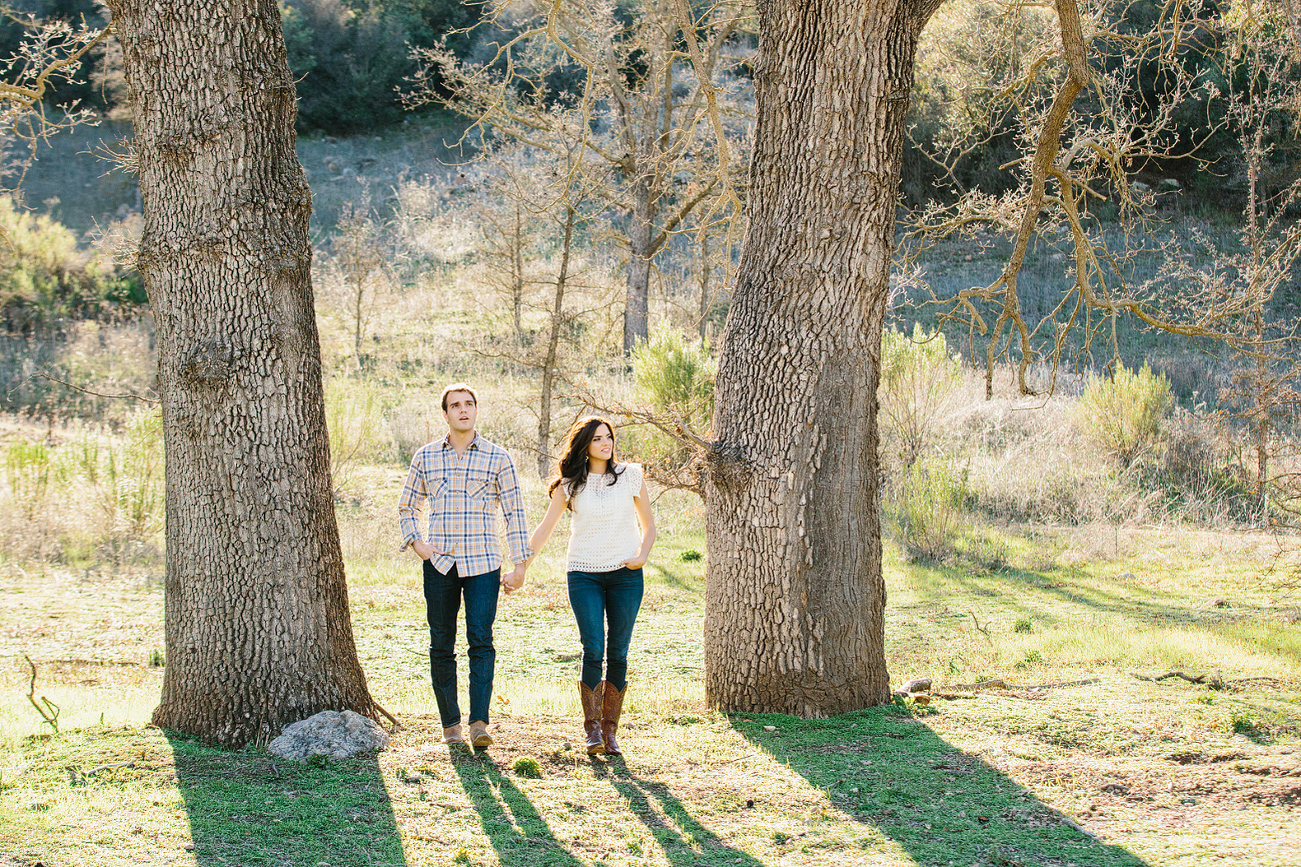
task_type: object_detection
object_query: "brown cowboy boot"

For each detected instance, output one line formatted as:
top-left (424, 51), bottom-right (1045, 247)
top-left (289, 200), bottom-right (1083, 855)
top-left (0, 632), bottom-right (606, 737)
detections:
top-left (599, 680), bottom-right (627, 756)
top-left (579, 681), bottom-right (605, 754)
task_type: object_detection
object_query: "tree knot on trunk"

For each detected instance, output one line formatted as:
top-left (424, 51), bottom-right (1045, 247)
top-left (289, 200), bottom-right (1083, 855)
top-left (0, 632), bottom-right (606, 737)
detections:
top-left (703, 439), bottom-right (754, 490)
top-left (179, 339), bottom-right (235, 388)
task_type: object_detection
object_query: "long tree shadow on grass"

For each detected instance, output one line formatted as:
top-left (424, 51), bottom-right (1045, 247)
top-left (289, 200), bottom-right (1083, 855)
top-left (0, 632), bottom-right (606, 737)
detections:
top-left (449, 749), bottom-right (584, 867)
top-left (593, 759), bottom-right (765, 867)
top-left (734, 708), bottom-right (1152, 867)
top-left (166, 731), bottom-right (406, 867)
top-left (928, 564), bottom-right (1301, 665)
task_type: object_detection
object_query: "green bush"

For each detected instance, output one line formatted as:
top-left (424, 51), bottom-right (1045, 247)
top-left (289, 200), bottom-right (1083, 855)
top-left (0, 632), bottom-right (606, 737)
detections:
top-left (105, 407), bottom-right (165, 541)
top-left (281, 0), bottom-right (480, 133)
top-left (325, 378), bottom-right (396, 498)
top-left (510, 756), bottom-right (542, 778)
top-left (884, 455), bottom-right (969, 562)
top-left (5, 438), bottom-right (51, 520)
top-left (630, 331), bottom-right (715, 468)
top-left (53, 408), bottom-right (165, 558)
top-left (879, 324), bottom-right (962, 471)
top-left (632, 331), bottom-right (715, 422)
top-left (1075, 362), bottom-right (1173, 469)
top-left (0, 196), bottom-right (143, 332)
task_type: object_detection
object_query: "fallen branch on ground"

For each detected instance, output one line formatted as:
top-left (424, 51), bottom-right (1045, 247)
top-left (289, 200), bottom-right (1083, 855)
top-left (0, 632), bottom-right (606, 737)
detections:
top-left (1136, 670), bottom-right (1216, 684)
top-left (1132, 671), bottom-right (1282, 689)
top-left (373, 700), bottom-right (402, 731)
top-left (892, 677), bottom-right (932, 698)
top-left (24, 655), bottom-right (60, 735)
top-left (945, 677), bottom-right (1101, 693)
top-left (65, 762), bottom-right (139, 785)
top-left (947, 678), bottom-right (1008, 691)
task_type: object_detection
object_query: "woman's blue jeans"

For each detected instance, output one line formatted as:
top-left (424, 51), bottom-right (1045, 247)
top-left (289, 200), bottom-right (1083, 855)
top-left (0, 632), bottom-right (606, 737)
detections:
top-left (423, 561), bottom-right (499, 728)
top-left (567, 566), bottom-right (643, 691)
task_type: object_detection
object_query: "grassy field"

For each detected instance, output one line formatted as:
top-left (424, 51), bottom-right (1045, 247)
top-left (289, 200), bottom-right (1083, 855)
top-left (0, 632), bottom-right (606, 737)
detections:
top-left (2, 478), bottom-right (1299, 866)
top-left (2, 118), bottom-right (1299, 867)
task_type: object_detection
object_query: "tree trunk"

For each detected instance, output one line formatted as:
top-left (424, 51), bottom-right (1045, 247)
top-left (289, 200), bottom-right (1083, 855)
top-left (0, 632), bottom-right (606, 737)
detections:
top-left (623, 177), bottom-right (654, 354)
top-left (538, 207), bottom-right (576, 478)
top-left (107, 0), bottom-right (377, 747)
top-left (698, 233), bottom-right (712, 339)
top-left (513, 203), bottom-right (525, 338)
top-left (703, 0), bottom-right (940, 715)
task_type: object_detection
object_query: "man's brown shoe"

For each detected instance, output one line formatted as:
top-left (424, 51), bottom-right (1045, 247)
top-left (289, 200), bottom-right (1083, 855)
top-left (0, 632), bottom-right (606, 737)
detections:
top-left (468, 721), bottom-right (493, 748)
top-left (441, 724), bottom-right (464, 745)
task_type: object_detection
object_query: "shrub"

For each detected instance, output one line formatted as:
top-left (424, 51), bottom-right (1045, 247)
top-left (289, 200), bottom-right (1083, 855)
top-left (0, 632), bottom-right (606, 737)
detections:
top-left (884, 455), bottom-right (969, 562)
top-left (632, 331), bottom-right (715, 423)
top-left (1075, 362), bottom-right (1173, 469)
top-left (879, 324), bottom-right (962, 471)
top-left (325, 378), bottom-right (397, 498)
top-left (5, 438), bottom-right (51, 520)
top-left (1014, 649), bottom-right (1043, 669)
top-left (105, 407), bottom-right (165, 542)
top-left (1227, 709), bottom-right (1261, 736)
top-left (56, 407), bottom-right (165, 559)
top-left (1148, 406), bottom-right (1253, 523)
top-left (0, 196), bottom-right (143, 332)
top-left (511, 756), bottom-right (542, 778)
top-left (281, 0), bottom-right (480, 133)
top-left (630, 331), bottom-right (715, 468)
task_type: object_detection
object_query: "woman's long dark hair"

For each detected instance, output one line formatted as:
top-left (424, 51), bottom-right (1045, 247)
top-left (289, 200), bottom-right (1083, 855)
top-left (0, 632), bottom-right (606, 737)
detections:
top-left (548, 416), bottom-right (623, 506)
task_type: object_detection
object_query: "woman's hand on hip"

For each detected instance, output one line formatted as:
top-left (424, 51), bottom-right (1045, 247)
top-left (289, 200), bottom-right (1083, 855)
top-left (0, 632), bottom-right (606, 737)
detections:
top-left (622, 555), bottom-right (647, 569)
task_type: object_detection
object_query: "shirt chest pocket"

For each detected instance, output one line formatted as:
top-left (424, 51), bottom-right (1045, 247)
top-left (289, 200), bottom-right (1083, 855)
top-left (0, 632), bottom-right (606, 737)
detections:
top-left (462, 466), bottom-right (494, 503)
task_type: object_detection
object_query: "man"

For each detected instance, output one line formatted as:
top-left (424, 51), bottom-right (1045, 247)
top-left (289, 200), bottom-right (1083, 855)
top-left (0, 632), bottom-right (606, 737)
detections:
top-left (398, 383), bottom-right (531, 747)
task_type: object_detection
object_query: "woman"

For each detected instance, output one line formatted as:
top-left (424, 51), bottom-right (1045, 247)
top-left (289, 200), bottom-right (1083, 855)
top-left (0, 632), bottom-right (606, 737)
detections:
top-left (517, 416), bottom-right (656, 755)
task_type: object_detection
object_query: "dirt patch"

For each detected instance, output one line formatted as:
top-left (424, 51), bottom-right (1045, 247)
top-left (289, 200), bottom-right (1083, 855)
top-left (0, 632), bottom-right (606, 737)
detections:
top-left (1245, 784), bottom-right (1301, 807)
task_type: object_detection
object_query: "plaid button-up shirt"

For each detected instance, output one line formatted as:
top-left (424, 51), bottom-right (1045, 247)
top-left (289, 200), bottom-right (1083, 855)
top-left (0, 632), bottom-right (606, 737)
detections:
top-left (397, 433), bottom-right (532, 576)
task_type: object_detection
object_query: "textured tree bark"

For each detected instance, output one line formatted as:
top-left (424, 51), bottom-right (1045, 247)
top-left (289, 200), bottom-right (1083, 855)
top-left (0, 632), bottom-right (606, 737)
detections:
top-left (704, 0), bottom-right (942, 715)
top-left (106, 0), bottom-right (377, 747)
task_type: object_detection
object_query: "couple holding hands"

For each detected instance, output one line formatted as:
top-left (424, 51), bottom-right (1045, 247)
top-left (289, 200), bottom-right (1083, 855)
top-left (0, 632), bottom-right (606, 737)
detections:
top-left (397, 383), bottom-right (656, 756)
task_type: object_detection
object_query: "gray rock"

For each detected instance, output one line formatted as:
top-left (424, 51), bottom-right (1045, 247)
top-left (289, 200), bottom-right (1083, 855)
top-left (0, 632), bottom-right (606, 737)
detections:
top-left (267, 710), bottom-right (389, 762)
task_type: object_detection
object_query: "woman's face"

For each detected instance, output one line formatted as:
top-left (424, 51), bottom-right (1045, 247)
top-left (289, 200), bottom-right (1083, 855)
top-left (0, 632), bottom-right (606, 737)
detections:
top-left (587, 424), bottom-right (614, 463)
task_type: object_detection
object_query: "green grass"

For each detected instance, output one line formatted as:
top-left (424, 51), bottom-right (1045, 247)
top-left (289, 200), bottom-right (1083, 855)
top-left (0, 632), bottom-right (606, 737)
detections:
top-left (3, 512), bottom-right (1300, 867)
top-left (3, 123), bottom-right (1300, 867)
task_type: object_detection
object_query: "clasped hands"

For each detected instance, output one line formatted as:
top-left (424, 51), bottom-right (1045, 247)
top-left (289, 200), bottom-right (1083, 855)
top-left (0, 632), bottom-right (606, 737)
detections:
top-left (409, 541), bottom-right (641, 594)
top-left (411, 539), bottom-right (528, 594)
top-left (500, 565), bottom-right (525, 594)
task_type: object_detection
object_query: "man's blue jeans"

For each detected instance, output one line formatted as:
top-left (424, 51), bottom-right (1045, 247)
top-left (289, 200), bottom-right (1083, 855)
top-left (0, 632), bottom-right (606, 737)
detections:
top-left (423, 561), bottom-right (499, 728)
top-left (567, 566), bottom-right (644, 691)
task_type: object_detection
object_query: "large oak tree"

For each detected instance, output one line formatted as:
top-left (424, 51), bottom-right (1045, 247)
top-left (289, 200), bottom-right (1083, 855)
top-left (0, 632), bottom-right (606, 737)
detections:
top-left (703, 0), bottom-right (945, 714)
top-left (105, 0), bottom-right (378, 747)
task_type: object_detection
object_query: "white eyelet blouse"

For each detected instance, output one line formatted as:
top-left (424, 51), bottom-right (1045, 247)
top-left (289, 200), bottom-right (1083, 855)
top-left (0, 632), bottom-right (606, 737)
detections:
top-left (565, 462), bottom-right (644, 572)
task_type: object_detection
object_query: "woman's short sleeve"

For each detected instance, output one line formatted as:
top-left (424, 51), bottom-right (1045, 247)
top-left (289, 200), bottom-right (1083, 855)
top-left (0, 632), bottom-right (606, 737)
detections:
top-left (625, 462), bottom-right (645, 492)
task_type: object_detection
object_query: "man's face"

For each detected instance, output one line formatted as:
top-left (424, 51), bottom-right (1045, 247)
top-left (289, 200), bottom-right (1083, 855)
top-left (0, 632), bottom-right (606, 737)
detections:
top-left (443, 391), bottom-right (478, 434)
